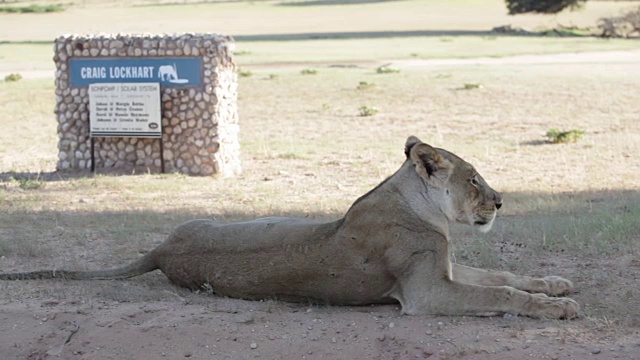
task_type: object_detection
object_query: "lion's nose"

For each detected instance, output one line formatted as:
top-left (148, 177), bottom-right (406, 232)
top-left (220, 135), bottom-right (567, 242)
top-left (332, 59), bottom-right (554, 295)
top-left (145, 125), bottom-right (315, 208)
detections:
top-left (494, 192), bottom-right (503, 210)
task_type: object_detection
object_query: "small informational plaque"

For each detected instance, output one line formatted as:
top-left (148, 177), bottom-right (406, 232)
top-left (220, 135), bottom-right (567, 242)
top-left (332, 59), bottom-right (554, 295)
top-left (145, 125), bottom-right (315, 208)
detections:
top-left (89, 83), bottom-right (161, 138)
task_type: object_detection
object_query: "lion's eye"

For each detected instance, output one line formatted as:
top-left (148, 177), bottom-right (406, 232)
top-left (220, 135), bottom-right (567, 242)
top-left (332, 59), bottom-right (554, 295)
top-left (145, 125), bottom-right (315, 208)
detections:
top-left (470, 176), bottom-right (479, 186)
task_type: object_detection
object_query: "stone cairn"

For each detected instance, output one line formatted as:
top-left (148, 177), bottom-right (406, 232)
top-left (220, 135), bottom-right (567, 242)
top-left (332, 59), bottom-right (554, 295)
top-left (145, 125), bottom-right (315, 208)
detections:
top-left (53, 33), bottom-right (241, 176)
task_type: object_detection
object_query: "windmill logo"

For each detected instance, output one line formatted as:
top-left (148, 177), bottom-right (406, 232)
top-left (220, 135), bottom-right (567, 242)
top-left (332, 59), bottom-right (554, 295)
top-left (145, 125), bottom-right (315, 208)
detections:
top-left (157, 63), bottom-right (189, 84)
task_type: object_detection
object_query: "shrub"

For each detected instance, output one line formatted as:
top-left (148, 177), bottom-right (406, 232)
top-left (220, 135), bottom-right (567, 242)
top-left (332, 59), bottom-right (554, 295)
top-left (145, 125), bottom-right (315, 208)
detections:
top-left (301, 69), bottom-right (317, 75)
top-left (546, 129), bottom-right (585, 144)
top-left (358, 106), bottom-right (379, 117)
top-left (4, 73), bottom-right (22, 82)
top-left (238, 69), bottom-right (253, 77)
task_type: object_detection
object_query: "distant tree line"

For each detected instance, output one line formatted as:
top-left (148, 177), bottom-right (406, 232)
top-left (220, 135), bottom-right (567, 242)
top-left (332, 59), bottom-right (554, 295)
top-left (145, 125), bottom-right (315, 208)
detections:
top-left (505, 0), bottom-right (586, 15)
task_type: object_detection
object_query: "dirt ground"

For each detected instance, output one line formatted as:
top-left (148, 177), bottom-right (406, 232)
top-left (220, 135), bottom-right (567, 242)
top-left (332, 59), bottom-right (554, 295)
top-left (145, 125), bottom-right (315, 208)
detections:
top-left (2, 257), bottom-right (640, 360)
top-left (2, 49), bottom-right (640, 359)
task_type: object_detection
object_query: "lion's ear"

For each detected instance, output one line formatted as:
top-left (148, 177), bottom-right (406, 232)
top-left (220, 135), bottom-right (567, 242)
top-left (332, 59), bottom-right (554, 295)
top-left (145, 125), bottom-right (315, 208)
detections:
top-left (404, 136), bottom-right (422, 158)
top-left (409, 143), bottom-right (452, 188)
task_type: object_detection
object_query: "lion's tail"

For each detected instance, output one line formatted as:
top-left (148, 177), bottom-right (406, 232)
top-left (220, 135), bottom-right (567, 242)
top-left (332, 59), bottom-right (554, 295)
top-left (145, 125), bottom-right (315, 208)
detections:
top-left (0, 255), bottom-right (158, 281)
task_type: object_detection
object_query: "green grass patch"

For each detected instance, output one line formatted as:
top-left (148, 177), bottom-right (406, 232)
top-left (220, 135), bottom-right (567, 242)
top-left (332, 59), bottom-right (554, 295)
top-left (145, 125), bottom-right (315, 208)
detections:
top-left (234, 36), bottom-right (640, 68)
top-left (0, 4), bottom-right (65, 13)
top-left (301, 69), bottom-right (318, 75)
top-left (536, 206), bottom-right (640, 256)
top-left (17, 178), bottom-right (45, 190)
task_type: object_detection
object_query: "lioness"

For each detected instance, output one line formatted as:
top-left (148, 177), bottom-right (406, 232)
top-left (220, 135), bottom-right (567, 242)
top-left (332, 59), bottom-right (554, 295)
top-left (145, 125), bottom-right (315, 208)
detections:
top-left (0, 136), bottom-right (579, 318)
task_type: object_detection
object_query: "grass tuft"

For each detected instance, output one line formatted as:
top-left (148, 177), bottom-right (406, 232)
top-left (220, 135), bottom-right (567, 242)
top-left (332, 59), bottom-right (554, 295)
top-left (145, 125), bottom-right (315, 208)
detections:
top-left (0, 240), bottom-right (11, 257)
top-left (546, 129), bottom-right (585, 143)
top-left (356, 81), bottom-right (376, 90)
top-left (276, 152), bottom-right (305, 160)
top-left (375, 65), bottom-right (400, 74)
top-left (462, 83), bottom-right (483, 90)
top-left (358, 105), bottom-right (379, 117)
top-left (18, 178), bottom-right (45, 190)
top-left (4, 73), bottom-right (22, 82)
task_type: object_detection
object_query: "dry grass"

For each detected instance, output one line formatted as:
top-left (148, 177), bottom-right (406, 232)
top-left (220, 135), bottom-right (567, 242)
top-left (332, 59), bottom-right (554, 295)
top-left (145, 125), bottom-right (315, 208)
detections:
top-left (0, 79), bottom-right (58, 172)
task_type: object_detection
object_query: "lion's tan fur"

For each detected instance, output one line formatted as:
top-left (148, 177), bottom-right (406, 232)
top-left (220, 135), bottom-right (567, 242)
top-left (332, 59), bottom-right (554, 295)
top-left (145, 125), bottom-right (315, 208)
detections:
top-left (0, 136), bottom-right (579, 318)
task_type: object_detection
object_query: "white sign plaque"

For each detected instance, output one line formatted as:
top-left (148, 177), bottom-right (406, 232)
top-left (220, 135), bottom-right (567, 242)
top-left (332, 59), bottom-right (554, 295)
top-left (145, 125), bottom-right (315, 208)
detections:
top-left (89, 82), bottom-right (161, 138)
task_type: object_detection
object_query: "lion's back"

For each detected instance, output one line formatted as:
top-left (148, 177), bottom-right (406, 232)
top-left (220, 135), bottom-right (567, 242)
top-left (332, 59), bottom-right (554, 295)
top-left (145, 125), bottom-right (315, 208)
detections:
top-left (162, 217), bottom-right (331, 251)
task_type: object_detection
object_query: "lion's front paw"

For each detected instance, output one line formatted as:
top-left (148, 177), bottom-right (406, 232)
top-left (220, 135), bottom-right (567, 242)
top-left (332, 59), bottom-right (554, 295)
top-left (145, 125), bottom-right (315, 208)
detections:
top-left (529, 276), bottom-right (574, 296)
top-left (524, 293), bottom-right (580, 319)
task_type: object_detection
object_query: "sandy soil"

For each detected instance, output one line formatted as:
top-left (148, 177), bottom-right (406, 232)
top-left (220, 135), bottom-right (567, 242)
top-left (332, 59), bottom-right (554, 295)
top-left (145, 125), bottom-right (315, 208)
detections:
top-left (1, 270), bottom-right (639, 360)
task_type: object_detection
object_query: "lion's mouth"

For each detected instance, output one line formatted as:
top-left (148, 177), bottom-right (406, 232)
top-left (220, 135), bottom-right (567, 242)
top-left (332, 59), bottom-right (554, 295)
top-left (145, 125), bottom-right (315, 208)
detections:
top-left (473, 212), bottom-right (496, 233)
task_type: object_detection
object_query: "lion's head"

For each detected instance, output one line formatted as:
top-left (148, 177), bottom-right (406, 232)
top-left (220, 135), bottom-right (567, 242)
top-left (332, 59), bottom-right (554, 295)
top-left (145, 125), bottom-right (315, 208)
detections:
top-left (405, 136), bottom-right (502, 232)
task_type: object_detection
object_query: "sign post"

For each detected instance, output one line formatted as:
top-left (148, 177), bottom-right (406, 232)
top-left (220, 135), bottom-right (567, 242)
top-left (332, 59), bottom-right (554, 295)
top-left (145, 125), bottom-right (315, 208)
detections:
top-left (55, 34), bottom-right (241, 176)
top-left (88, 82), bottom-right (164, 172)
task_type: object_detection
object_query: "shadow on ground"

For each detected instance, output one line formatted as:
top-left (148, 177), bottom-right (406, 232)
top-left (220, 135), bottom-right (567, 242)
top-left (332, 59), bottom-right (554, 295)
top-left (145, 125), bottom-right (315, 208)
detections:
top-left (279, 0), bottom-right (402, 6)
top-left (0, 168), bottom-right (169, 183)
top-left (0, 29), bottom-right (585, 46)
top-left (0, 188), bottom-right (638, 326)
top-left (233, 29), bottom-right (580, 41)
